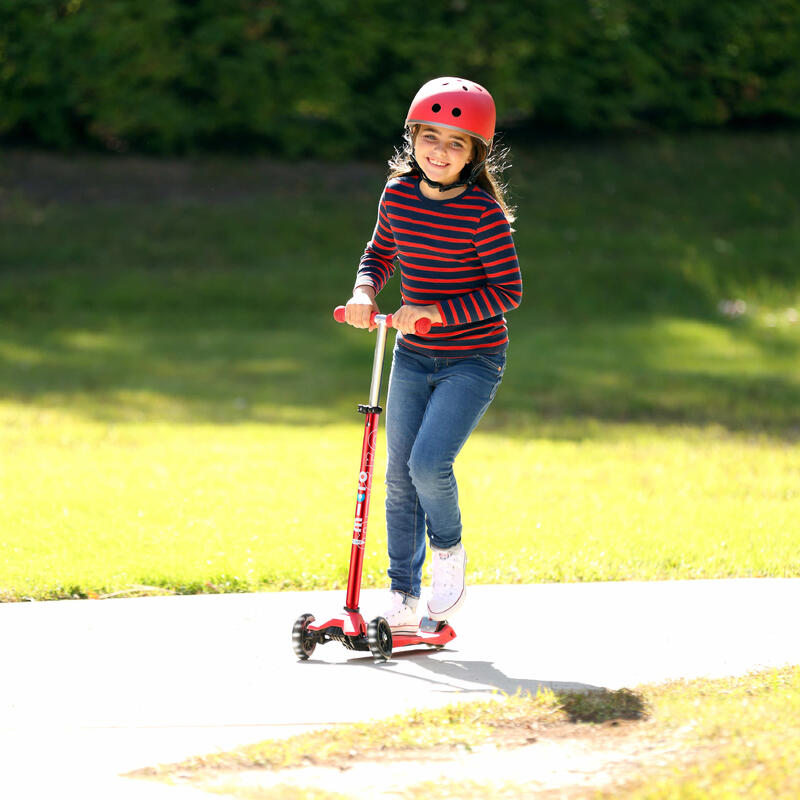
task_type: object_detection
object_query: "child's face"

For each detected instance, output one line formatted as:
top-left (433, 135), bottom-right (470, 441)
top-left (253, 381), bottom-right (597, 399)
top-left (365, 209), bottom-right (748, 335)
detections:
top-left (414, 125), bottom-right (473, 185)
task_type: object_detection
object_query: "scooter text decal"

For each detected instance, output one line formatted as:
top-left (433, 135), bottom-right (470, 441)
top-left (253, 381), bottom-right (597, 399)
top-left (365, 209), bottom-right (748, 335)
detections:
top-left (353, 471), bottom-right (369, 545)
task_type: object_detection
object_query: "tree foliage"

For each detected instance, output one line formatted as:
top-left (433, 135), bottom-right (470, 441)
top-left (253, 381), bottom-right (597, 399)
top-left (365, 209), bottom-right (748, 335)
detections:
top-left (1, 0), bottom-right (798, 156)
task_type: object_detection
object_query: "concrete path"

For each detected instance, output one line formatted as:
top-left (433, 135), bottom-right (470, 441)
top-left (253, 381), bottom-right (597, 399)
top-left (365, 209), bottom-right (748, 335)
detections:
top-left (2, 579), bottom-right (799, 798)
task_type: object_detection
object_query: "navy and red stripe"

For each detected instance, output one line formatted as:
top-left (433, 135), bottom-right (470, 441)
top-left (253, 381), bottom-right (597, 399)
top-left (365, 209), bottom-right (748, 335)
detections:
top-left (356, 176), bottom-right (522, 357)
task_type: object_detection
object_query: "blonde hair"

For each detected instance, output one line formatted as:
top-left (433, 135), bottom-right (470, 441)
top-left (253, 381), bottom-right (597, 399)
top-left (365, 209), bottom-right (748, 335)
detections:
top-left (388, 125), bottom-right (516, 225)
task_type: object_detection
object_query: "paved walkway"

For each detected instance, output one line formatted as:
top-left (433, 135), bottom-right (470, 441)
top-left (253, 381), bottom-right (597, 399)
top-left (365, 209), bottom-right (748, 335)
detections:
top-left (2, 579), bottom-right (799, 798)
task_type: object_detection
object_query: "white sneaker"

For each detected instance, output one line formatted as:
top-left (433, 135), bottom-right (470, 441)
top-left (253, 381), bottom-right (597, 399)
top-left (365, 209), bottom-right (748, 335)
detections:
top-left (382, 591), bottom-right (419, 635)
top-left (427, 543), bottom-right (467, 621)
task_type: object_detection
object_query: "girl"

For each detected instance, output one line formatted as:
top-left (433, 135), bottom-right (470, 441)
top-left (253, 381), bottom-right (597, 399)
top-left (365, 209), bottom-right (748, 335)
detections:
top-left (343, 77), bottom-right (522, 634)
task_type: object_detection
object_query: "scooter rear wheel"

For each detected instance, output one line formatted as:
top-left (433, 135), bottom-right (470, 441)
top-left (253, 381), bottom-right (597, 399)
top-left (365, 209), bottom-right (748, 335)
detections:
top-left (292, 613), bottom-right (317, 660)
top-left (367, 617), bottom-right (392, 662)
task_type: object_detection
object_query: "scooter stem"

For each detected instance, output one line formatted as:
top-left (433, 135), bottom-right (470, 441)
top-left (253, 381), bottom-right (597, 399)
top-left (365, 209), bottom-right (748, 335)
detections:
top-left (344, 315), bottom-right (390, 612)
top-left (331, 307), bottom-right (432, 613)
top-left (368, 316), bottom-right (389, 408)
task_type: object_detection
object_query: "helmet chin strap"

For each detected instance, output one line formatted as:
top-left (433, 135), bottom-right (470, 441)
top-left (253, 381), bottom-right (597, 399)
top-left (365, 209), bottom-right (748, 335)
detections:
top-left (410, 155), bottom-right (486, 193)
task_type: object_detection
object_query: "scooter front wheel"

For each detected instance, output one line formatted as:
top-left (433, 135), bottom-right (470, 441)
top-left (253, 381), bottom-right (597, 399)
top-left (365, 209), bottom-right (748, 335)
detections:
top-left (292, 613), bottom-right (317, 660)
top-left (367, 617), bottom-right (393, 662)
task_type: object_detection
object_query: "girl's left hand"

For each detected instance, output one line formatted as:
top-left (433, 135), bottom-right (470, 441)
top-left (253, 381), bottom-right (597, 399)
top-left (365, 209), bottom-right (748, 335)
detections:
top-left (392, 304), bottom-right (442, 335)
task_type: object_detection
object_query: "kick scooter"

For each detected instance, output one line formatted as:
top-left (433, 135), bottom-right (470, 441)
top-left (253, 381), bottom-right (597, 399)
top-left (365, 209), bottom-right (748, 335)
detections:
top-left (292, 307), bottom-right (457, 662)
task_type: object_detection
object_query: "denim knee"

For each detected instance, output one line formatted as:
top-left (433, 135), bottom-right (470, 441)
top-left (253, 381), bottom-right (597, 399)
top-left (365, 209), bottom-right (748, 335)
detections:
top-left (407, 450), bottom-right (450, 493)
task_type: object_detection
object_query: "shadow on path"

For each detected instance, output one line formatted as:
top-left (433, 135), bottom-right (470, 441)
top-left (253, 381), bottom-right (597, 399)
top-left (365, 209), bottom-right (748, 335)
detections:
top-left (306, 649), bottom-right (605, 696)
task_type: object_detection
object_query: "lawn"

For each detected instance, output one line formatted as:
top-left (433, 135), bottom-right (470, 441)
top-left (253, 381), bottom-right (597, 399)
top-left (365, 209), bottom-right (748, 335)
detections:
top-left (0, 132), bottom-right (798, 600)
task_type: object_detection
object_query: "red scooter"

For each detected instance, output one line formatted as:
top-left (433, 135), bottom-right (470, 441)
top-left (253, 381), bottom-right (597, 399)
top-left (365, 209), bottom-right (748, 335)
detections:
top-left (292, 307), bottom-right (456, 662)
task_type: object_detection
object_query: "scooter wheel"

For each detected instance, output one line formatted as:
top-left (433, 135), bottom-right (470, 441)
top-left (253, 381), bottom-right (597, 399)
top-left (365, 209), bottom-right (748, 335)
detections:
top-left (367, 616), bottom-right (393, 662)
top-left (292, 613), bottom-right (317, 660)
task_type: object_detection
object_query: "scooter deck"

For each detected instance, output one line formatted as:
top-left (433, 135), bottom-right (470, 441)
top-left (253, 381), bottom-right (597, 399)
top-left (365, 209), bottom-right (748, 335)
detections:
top-left (305, 611), bottom-right (455, 653)
top-left (393, 619), bottom-right (456, 649)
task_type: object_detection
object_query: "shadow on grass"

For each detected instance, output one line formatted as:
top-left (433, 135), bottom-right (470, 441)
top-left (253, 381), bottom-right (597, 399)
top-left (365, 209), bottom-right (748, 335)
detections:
top-left (2, 137), bottom-right (799, 438)
top-left (0, 310), bottom-right (798, 440)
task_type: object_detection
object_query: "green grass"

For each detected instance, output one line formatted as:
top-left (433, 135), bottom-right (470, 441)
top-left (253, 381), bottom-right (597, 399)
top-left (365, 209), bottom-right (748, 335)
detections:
top-left (608, 667), bottom-right (800, 799)
top-left (0, 131), bottom-right (799, 599)
top-left (2, 412), bottom-right (797, 600)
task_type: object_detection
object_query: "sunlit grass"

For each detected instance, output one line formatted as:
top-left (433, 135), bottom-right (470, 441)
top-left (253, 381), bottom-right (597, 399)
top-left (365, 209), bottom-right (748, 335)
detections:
top-left (1, 401), bottom-right (798, 600)
top-left (605, 667), bottom-right (800, 799)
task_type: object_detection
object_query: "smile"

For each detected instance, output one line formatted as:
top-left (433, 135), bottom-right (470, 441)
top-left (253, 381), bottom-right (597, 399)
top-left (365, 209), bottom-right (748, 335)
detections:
top-left (427, 158), bottom-right (449, 168)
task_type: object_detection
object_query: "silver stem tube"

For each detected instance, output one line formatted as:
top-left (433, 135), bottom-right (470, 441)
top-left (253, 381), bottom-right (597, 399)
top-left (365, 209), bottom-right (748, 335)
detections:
top-left (368, 317), bottom-right (389, 407)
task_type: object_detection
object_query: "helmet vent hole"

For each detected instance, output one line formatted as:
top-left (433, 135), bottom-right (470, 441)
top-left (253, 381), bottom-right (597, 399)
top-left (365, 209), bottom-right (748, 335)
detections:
top-left (431, 103), bottom-right (441, 113)
top-left (452, 107), bottom-right (462, 117)
top-left (462, 86), bottom-right (469, 91)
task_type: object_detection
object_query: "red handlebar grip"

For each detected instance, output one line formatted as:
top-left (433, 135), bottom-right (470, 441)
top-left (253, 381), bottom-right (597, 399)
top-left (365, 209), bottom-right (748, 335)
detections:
top-left (333, 305), bottom-right (432, 334)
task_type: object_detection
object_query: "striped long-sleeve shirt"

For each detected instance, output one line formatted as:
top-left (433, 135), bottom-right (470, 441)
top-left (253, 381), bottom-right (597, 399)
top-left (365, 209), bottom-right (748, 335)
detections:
top-left (355, 175), bottom-right (522, 358)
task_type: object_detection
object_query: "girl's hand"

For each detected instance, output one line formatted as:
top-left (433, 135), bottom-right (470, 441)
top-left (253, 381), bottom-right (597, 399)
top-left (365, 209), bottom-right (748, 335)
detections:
top-left (344, 286), bottom-right (379, 330)
top-left (392, 304), bottom-right (442, 336)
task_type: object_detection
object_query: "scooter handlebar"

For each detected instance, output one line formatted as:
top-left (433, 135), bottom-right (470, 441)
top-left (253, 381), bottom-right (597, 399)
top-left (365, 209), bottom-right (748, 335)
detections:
top-left (334, 306), bottom-right (432, 334)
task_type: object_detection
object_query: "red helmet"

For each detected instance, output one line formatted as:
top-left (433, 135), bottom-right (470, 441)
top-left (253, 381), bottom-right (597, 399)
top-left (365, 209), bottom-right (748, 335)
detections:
top-left (405, 77), bottom-right (496, 146)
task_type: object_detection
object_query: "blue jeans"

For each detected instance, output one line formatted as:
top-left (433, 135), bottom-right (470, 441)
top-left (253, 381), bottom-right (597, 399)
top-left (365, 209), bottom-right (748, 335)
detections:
top-left (384, 343), bottom-right (506, 600)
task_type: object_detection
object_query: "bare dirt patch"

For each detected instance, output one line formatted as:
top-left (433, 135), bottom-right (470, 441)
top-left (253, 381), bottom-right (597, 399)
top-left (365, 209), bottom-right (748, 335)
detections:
top-left (138, 719), bottom-right (695, 800)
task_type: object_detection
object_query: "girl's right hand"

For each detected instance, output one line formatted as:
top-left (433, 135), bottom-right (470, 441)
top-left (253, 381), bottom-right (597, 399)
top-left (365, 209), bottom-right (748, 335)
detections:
top-left (344, 286), bottom-right (379, 330)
